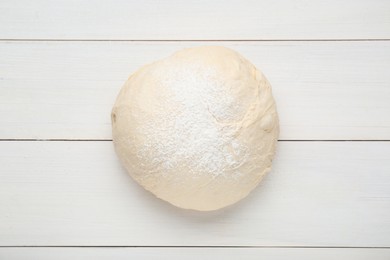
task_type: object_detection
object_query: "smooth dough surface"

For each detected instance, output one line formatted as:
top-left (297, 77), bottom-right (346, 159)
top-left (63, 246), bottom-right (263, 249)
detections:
top-left (112, 46), bottom-right (279, 211)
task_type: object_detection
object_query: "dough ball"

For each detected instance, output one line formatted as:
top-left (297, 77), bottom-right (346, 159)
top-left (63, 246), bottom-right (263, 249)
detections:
top-left (112, 46), bottom-right (279, 211)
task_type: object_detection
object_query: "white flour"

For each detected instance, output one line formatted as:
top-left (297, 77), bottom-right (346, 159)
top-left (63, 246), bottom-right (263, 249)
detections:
top-left (137, 63), bottom-right (249, 178)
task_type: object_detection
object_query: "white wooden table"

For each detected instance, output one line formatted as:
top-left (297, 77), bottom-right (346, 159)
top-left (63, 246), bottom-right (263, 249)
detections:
top-left (1, 1), bottom-right (390, 259)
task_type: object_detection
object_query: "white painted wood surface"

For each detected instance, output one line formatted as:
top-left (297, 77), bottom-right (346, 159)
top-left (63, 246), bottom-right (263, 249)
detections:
top-left (1, 0), bottom-right (389, 258)
top-left (1, 41), bottom-right (390, 140)
top-left (1, 141), bottom-right (389, 246)
top-left (0, 248), bottom-right (389, 260)
top-left (1, 0), bottom-right (389, 40)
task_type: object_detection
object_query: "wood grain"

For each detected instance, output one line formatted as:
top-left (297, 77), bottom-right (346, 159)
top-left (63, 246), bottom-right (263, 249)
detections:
top-left (1, 0), bottom-right (389, 40)
top-left (1, 41), bottom-right (389, 140)
top-left (1, 141), bottom-right (389, 246)
top-left (0, 247), bottom-right (389, 260)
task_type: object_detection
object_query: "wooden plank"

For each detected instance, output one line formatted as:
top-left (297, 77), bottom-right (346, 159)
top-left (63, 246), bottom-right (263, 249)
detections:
top-left (0, 247), bottom-right (389, 260)
top-left (1, 41), bottom-right (390, 140)
top-left (0, 141), bottom-right (389, 246)
top-left (0, 0), bottom-right (389, 40)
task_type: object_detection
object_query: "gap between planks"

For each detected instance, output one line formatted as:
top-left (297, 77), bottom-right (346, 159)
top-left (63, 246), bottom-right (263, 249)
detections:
top-left (0, 39), bottom-right (390, 42)
top-left (0, 246), bottom-right (389, 249)
top-left (0, 139), bottom-right (389, 142)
